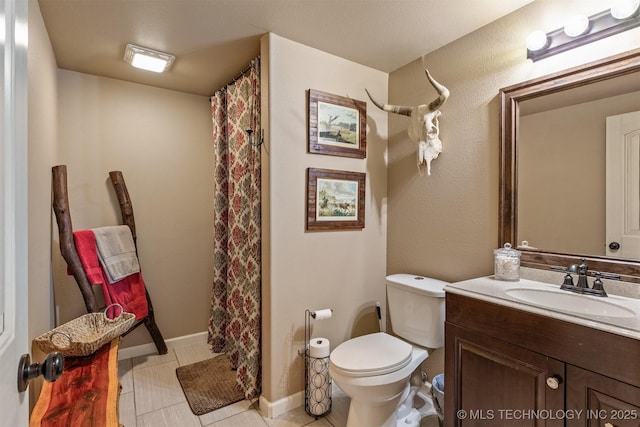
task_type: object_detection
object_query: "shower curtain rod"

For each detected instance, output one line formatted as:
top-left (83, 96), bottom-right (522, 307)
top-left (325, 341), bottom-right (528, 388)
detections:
top-left (227, 63), bottom-right (253, 86)
top-left (209, 63), bottom-right (254, 101)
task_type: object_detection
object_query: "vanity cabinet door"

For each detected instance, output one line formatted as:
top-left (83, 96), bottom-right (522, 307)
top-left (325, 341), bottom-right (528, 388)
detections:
top-left (445, 323), bottom-right (565, 427)
top-left (566, 364), bottom-right (640, 427)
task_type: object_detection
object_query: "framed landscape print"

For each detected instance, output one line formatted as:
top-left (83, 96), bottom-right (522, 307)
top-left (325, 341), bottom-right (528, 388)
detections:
top-left (306, 168), bottom-right (366, 231)
top-left (308, 89), bottom-right (367, 159)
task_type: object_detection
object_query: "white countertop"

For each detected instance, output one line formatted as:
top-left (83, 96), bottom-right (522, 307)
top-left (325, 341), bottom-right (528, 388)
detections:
top-left (445, 276), bottom-right (640, 340)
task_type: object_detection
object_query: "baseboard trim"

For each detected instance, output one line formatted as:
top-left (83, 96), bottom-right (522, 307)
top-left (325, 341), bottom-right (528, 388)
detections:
top-left (258, 391), bottom-right (304, 419)
top-left (117, 331), bottom-right (208, 360)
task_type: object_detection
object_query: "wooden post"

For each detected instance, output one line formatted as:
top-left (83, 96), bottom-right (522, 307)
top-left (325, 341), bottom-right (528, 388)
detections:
top-left (108, 171), bottom-right (136, 242)
top-left (51, 165), bottom-right (98, 313)
top-left (109, 171), bottom-right (168, 355)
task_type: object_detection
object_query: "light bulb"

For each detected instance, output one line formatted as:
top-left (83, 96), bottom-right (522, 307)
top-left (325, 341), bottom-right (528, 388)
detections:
top-left (526, 31), bottom-right (548, 51)
top-left (564, 15), bottom-right (590, 37)
top-left (611, 0), bottom-right (640, 19)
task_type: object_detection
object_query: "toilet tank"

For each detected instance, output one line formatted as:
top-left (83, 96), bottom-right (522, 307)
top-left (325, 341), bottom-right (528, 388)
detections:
top-left (387, 274), bottom-right (448, 349)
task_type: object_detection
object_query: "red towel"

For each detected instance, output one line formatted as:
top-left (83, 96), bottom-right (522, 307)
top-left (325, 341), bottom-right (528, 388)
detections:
top-left (107, 272), bottom-right (149, 320)
top-left (70, 230), bottom-right (104, 285)
top-left (72, 231), bottom-right (148, 320)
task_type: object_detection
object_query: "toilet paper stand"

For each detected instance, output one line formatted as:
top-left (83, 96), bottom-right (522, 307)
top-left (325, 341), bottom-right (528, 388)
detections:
top-left (303, 309), bottom-right (332, 418)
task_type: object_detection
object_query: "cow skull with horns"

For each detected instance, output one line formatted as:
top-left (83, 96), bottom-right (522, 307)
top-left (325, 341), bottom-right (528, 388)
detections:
top-left (366, 70), bottom-right (450, 176)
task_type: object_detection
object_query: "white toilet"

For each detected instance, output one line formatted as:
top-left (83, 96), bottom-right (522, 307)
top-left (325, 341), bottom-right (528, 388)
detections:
top-left (329, 274), bottom-right (447, 427)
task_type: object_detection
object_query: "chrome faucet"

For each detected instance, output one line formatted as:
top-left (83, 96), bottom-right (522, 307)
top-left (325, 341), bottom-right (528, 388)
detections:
top-left (560, 259), bottom-right (608, 297)
top-left (575, 260), bottom-right (589, 290)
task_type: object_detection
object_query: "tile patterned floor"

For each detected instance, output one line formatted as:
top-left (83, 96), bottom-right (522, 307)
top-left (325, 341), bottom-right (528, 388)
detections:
top-left (117, 341), bottom-right (346, 427)
top-left (118, 341), bottom-right (442, 427)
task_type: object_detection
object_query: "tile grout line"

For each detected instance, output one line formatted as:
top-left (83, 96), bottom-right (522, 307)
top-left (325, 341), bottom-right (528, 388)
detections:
top-left (131, 365), bottom-right (138, 427)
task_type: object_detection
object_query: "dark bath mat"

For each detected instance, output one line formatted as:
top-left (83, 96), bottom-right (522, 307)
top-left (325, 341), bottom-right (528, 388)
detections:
top-left (176, 354), bottom-right (245, 416)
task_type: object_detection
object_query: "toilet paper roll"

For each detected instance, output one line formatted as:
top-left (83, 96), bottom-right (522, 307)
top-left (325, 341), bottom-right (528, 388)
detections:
top-left (309, 379), bottom-right (330, 416)
top-left (309, 337), bottom-right (330, 358)
top-left (312, 309), bottom-right (332, 320)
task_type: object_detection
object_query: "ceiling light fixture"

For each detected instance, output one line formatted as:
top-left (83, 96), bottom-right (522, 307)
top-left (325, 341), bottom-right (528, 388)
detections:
top-left (123, 44), bottom-right (175, 73)
top-left (526, 2), bottom-right (640, 61)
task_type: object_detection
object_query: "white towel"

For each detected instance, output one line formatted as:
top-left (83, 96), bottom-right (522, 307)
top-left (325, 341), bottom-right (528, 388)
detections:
top-left (92, 225), bottom-right (140, 284)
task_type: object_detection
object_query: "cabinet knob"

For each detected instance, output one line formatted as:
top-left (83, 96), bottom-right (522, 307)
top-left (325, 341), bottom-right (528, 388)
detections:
top-left (546, 375), bottom-right (562, 390)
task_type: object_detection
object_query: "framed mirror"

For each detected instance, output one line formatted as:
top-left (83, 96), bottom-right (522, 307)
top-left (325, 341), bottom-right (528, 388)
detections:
top-left (499, 48), bottom-right (640, 283)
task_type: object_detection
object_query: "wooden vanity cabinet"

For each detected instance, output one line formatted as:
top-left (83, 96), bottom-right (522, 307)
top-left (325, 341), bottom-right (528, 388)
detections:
top-left (445, 292), bottom-right (640, 427)
top-left (446, 322), bottom-right (565, 426)
top-left (566, 366), bottom-right (640, 427)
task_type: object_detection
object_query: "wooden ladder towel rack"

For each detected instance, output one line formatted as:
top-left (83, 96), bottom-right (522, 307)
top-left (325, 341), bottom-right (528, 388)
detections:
top-left (52, 164), bottom-right (168, 355)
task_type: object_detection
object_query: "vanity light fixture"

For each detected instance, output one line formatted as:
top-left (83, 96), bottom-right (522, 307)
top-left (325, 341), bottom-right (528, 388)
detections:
top-left (123, 44), bottom-right (175, 73)
top-left (526, 0), bottom-right (640, 61)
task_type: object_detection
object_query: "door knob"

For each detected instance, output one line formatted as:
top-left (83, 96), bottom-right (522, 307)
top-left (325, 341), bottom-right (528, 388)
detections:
top-left (17, 352), bottom-right (64, 392)
top-left (546, 375), bottom-right (562, 390)
top-left (609, 241), bottom-right (620, 250)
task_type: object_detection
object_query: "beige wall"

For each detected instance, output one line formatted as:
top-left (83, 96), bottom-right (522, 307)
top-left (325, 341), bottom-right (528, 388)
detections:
top-left (387, 0), bottom-right (640, 282)
top-left (28, 0), bottom-right (60, 407)
top-left (28, 0), bottom-right (58, 342)
top-left (519, 91), bottom-right (640, 255)
top-left (261, 33), bottom-right (388, 403)
top-left (52, 71), bottom-right (214, 347)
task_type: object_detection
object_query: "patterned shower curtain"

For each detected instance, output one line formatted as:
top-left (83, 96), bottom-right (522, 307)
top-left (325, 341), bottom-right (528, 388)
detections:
top-left (208, 57), bottom-right (261, 399)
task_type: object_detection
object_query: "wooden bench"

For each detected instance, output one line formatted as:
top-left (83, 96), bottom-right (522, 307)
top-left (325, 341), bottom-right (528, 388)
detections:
top-left (30, 339), bottom-right (121, 427)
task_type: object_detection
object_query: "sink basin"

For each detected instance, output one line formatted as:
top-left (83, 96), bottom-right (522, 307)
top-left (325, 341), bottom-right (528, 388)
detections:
top-left (506, 288), bottom-right (636, 318)
top-left (446, 277), bottom-right (640, 337)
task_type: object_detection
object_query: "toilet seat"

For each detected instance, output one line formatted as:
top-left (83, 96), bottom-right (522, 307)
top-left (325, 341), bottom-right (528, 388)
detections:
top-left (330, 333), bottom-right (413, 378)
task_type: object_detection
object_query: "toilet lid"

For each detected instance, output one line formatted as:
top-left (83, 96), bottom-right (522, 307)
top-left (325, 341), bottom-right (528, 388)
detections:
top-left (330, 333), bottom-right (413, 377)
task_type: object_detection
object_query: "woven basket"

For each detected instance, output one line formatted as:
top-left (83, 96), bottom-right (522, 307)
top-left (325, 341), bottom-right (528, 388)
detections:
top-left (35, 304), bottom-right (135, 357)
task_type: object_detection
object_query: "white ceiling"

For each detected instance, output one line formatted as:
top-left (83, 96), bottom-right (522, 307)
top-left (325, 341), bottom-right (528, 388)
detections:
top-left (38, 0), bottom-right (535, 96)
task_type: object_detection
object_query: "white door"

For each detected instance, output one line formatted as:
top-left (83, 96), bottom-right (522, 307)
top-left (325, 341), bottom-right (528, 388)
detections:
top-left (606, 111), bottom-right (640, 259)
top-left (0, 0), bottom-right (29, 425)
